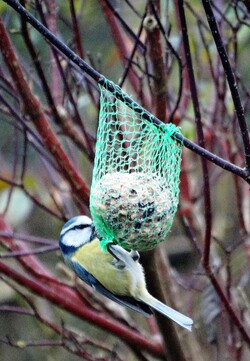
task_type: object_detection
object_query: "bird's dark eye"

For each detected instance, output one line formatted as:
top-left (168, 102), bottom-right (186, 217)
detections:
top-left (74, 224), bottom-right (88, 230)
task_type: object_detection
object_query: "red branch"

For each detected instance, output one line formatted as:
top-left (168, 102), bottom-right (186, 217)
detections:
top-left (205, 264), bottom-right (250, 345)
top-left (0, 216), bottom-right (90, 306)
top-left (46, 0), bottom-right (62, 105)
top-left (98, 0), bottom-right (142, 96)
top-left (0, 216), bottom-right (163, 356)
top-left (0, 17), bottom-right (90, 206)
top-left (0, 260), bottom-right (164, 357)
top-left (69, 0), bottom-right (97, 107)
top-left (145, 1), bottom-right (167, 121)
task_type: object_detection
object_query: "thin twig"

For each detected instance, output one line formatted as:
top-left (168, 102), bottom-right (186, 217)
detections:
top-left (102, 0), bottom-right (146, 54)
top-left (119, 9), bottom-right (147, 88)
top-left (0, 244), bottom-right (59, 258)
top-left (177, 0), bottom-right (212, 267)
top-left (0, 231), bottom-right (56, 245)
top-left (201, 0), bottom-right (250, 172)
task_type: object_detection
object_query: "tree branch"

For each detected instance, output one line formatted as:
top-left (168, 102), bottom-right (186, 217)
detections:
top-left (2, 0), bottom-right (249, 183)
top-left (201, 0), bottom-right (250, 172)
top-left (0, 15), bottom-right (90, 205)
top-left (176, 0), bottom-right (212, 270)
top-left (0, 260), bottom-right (164, 357)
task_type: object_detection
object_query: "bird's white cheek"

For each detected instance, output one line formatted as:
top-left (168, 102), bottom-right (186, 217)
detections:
top-left (62, 230), bottom-right (88, 248)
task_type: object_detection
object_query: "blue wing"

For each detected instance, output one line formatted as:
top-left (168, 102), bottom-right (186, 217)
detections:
top-left (69, 259), bottom-right (153, 316)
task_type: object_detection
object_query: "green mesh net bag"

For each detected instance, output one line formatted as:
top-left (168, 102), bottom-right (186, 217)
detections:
top-left (90, 83), bottom-right (183, 252)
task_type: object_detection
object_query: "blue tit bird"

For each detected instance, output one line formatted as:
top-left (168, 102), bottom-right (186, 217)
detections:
top-left (59, 215), bottom-right (193, 331)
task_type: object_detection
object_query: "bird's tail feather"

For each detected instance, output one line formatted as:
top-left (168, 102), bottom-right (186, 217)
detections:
top-left (143, 294), bottom-right (193, 331)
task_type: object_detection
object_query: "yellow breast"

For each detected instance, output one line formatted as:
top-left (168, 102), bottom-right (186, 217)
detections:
top-left (71, 239), bottom-right (132, 296)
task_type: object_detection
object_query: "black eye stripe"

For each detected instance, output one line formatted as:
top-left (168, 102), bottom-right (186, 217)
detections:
top-left (61, 223), bottom-right (92, 238)
top-left (73, 224), bottom-right (89, 230)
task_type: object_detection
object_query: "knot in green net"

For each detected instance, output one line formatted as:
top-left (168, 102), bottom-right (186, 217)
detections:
top-left (90, 83), bottom-right (183, 252)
